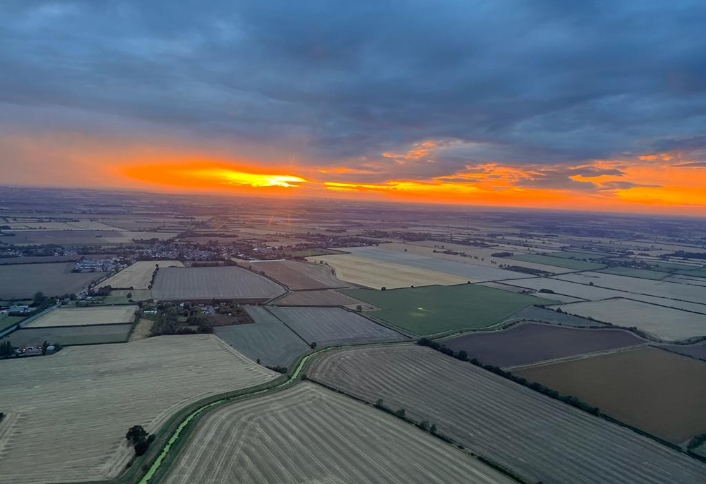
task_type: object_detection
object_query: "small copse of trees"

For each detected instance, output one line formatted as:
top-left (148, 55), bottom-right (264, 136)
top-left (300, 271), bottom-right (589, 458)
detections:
top-left (125, 425), bottom-right (155, 456)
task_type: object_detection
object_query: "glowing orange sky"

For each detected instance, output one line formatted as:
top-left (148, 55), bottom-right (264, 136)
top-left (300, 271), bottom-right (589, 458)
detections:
top-left (115, 152), bottom-right (706, 216)
top-left (2, 133), bottom-right (705, 216)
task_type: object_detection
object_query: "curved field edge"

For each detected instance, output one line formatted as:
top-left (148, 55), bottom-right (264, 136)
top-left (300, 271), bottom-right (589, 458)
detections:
top-left (311, 346), bottom-right (706, 482)
top-left (63, 340), bottom-right (412, 484)
top-left (160, 382), bottom-right (521, 484)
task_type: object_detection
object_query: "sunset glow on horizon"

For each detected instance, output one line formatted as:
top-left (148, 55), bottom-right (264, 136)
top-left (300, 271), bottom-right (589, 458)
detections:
top-left (1, 2), bottom-right (705, 216)
top-left (89, 143), bottom-right (706, 216)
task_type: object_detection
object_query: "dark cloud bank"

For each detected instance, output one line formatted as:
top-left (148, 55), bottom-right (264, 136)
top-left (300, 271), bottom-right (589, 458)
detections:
top-left (1, 0), bottom-right (705, 176)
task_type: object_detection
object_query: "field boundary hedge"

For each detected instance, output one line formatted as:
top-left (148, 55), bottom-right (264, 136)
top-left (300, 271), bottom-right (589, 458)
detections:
top-left (417, 337), bottom-right (706, 464)
top-left (307, 377), bottom-right (532, 484)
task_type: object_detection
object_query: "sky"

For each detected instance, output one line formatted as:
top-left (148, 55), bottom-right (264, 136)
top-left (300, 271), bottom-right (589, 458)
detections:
top-left (1, 1), bottom-right (706, 215)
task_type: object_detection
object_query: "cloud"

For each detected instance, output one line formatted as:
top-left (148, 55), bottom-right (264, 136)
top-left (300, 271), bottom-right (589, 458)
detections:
top-left (652, 135), bottom-right (706, 153)
top-left (1, 0), bottom-right (706, 217)
top-left (599, 181), bottom-right (661, 190)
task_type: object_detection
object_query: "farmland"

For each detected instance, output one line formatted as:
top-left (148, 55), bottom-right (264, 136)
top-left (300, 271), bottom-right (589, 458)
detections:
top-left (443, 322), bottom-right (645, 368)
top-left (6, 229), bottom-right (178, 245)
top-left (555, 271), bottom-right (706, 305)
top-left (516, 347), bottom-right (706, 444)
top-left (309, 253), bottom-right (469, 289)
top-left (102, 288), bottom-right (152, 303)
top-left (0, 314), bottom-right (23, 331)
top-left (266, 306), bottom-right (405, 346)
top-left (544, 251), bottom-right (611, 259)
top-left (25, 305), bottom-right (137, 328)
top-left (661, 342), bottom-right (706, 362)
top-left (501, 305), bottom-right (605, 327)
top-left (557, 298), bottom-right (706, 341)
top-left (308, 346), bottom-right (706, 484)
top-left (503, 277), bottom-right (706, 313)
top-left (680, 268), bottom-right (706, 278)
top-left (0, 263), bottom-right (100, 299)
top-left (97, 260), bottom-right (184, 290)
top-left (152, 267), bottom-right (285, 301)
top-left (345, 245), bottom-right (527, 281)
top-left (273, 289), bottom-right (368, 307)
top-left (163, 383), bottom-right (515, 484)
top-left (480, 281), bottom-right (584, 303)
top-left (509, 253), bottom-right (606, 271)
top-left (1, 323), bottom-right (133, 346)
top-left (214, 306), bottom-right (309, 367)
top-left (0, 335), bottom-right (276, 484)
top-left (598, 266), bottom-right (669, 280)
top-left (249, 259), bottom-right (346, 290)
top-left (343, 284), bottom-right (546, 335)
top-left (385, 241), bottom-right (570, 274)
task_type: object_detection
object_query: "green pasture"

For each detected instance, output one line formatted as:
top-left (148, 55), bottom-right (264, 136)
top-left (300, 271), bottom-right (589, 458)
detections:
top-left (343, 284), bottom-right (547, 336)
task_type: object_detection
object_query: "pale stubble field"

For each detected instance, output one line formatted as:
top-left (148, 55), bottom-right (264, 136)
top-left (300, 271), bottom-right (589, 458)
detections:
top-left (163, 383), bottom-right (516, 484)
top-left (0, 335), bottom-right (276, 484)
top-left (97, 260), bottom-right (184, 290)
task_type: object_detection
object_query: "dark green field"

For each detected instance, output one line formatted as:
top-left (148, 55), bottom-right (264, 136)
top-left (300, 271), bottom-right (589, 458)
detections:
top-left (0, 314), bottom-right (24, 331)
top-left (598, 267), bottom-right (669, 280)
top-left (546, 251), bottom-right (610, 260)
top-left (679, 268), bottom-right (706, 279)
top-left (343, 284), bottom-right (546, 336)
top-left (510, 254), bottom-right (606, 271)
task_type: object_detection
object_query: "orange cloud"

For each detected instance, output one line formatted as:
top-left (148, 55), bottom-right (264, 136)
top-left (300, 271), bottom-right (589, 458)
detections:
top-left (119, 162), bottom-right (308, 193)
top-left (382, 139), bottom-right (459, 162)
top-left (2, 132), bottom-right (705, 216)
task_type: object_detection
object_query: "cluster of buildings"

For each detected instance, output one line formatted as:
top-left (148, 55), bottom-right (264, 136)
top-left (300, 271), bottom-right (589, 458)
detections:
top-left (72, 258), bottom-right (117, 273)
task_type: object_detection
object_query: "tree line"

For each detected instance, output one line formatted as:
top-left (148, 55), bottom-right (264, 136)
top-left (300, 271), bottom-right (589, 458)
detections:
top-left (417, 338), bottom-right (601, 416)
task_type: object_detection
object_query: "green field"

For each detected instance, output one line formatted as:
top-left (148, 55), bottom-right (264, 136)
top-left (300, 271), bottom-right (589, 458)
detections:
top-left (101, 289), bottom-right (152, 305)
top-left (289, 248), bottom-right (344, 258)
top-left (510, 254), bottom-right (606, 271)
top-left (598, 267), bottom-right (669, 280)
top-left (343, 284), bottom-right (546, 336)
top-left (602, 258), bottom-right (698, 273)
top-left (678, 268), bottom-right (706, 279)
top-left (0, 314), bottom-right (24, 331)
top-left (546, 251), bottom-right (610, 260)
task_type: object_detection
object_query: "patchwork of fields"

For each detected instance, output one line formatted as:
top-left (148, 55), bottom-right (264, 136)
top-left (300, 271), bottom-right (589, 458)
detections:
top-left (516, 347), bottom-right (706, 444)
top-left (273, 289), bottom-right (367, 307)
top-left (214, 306), bottom-right (309, 367)
top-left (501, 305), bottom-right (605, 327)
top-left (308, 346), bottom-right (706, 484)
top-left (443, 323), bottom-right (645, 368)
top-left (25, 305), bottom-right (137, 328)
top-left (0, 336), bottom-right (276, 484)
top-left (310, 253), bottom-right (469, 289)
top-left (249, 260), bottom-right (346, 290)
top-left (557, 298), bottom-right (706, 341)
top-left (97, 260), bottom-right (184, 289)
top-left (152, 267), bottom-right (285, 300)
top-left (598, 266), bottom-right (669, 280)
top-left (344, 284), bottom-right (545, 335)
top-left (0, 263), bottom-right (100, 299)
top-left (7, 230), bottom-right (177, 245)
top-left (1, 323), bottom-right (133, 347)
top-left (504, 277), bottom-right (706, 313)
top-left (267, 306), bottom-right (405, 346)
top-left (163, 383), bottom-right (514, 484)
top-left (555, 271), bottom-right (706, 305)
top-left (384, 242), bottom-right (571, 274)
top-left (509, 253), bottom-right (606, 271)
top-left (345, 245), bottom-right (528, 281)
